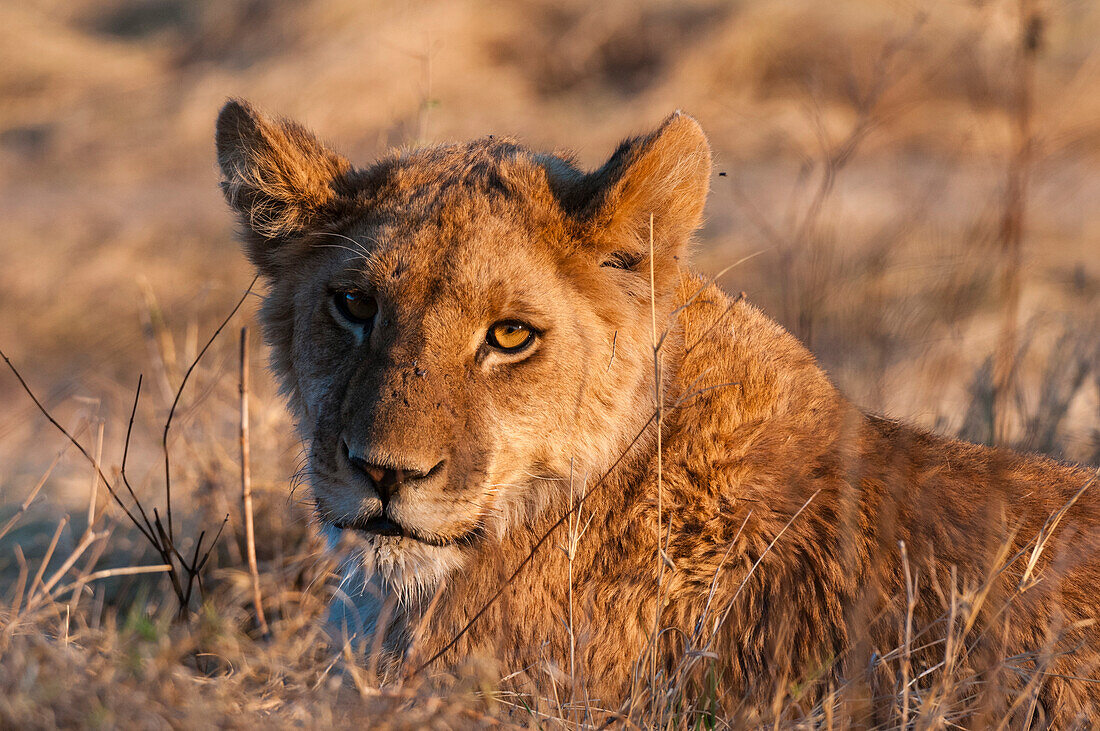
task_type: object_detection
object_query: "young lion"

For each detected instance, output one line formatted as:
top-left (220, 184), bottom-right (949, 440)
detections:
top-left (215, 100), bottom-right (1098, 724)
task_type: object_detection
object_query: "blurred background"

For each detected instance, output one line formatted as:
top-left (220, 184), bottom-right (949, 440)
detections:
top-left (1, 0), bottom-right (1098, 615)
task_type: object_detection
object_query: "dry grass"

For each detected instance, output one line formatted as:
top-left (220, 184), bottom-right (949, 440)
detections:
top-left (1, 0), bottom-right (1098, 727)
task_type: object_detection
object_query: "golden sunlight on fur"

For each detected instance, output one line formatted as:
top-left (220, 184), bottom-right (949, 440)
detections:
top-left (216, 100), bottom-right (1098, 726)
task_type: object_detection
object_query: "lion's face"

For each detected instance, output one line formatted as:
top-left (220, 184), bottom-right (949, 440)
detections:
top-left (291, 192), bottom-right (635, 552)
top-left (216, 101), bottom-right (710, 586)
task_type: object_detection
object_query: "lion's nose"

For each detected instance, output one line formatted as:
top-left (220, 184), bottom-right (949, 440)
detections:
top-left (347, 454), bottom-right (388, 485)
top-left (343, 443), bottom-right (442, 505)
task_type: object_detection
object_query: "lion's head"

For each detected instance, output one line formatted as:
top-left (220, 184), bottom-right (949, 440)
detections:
top-left (216, 100), bottom-right (710, 590)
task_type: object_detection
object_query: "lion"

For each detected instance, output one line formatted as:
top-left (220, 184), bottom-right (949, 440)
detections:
top-left (215, 99), bottom-right (1098, 725)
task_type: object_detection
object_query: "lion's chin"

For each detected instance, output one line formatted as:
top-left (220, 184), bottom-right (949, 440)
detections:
top-left (331, 527), bottom-right (470, 602)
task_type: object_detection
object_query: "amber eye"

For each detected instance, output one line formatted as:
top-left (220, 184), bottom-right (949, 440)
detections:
top-left (486, 321), bottom-right (535, 352)
top-left (334, 291), bottom-right (378, 326)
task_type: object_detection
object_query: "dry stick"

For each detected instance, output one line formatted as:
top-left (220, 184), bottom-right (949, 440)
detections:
top-left (800, 16), bottom-right (922, 250)
top-left (566, 458), bottom-right (579, 715)
top-left (32, 422), bottom-right (111, 615)
top-left (162, 275), bottom-right (258, 543)
top-left (648, 212), bottom-right (667, 722)
top-left (54, 564), bottom-right (173, 600)
top-left (161, 279), bottom-right (257, 615)
top-left (111, 374), bottom-right (191, 606)
top-left (33, 528), bottom-right (107, 604)
top-left (11, 545), bottom-right (28, 594)
top-left (0, 349), bottom-right (155, 547)
top-left (993, 0), bottom-right (1039, 446)
top-left (240, 326), bottom-right (269, 636)
top-left (86, 420), bottom-right (104, 528)
top-left (899, 540), bottom-right (916, 728)
top-left (68, 525), bottom-right (113, 615)
top-left (29, 518), bottom-right (67, 599)
top-left (0, 420), bottom-right (91, 542)
top-left (180, 514), bottom-right (230, 613)
top-left (119, 375), bottom-right (156, 538)
top-left (566, 470), bottom-right (597, 725)
top-left (7, 546), bottom-right (29, 625)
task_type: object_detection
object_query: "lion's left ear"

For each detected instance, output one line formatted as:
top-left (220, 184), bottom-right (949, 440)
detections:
top-left (580, 112), bottom-right (711, 279)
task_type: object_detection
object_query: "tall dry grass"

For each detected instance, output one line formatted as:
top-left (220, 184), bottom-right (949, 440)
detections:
top-left (1, 0), bottom-right (1098, 727)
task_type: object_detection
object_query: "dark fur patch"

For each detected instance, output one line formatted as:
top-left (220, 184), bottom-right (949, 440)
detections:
top-left (600, 251), bottom-right (643, 271)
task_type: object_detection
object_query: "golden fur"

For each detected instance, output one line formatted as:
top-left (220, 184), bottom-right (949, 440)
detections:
top-left (216, 99), bottom-right (1098, 724)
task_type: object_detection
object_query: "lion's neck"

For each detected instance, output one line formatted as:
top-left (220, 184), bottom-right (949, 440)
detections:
top-left (671, 275), bottom-right (843, 431)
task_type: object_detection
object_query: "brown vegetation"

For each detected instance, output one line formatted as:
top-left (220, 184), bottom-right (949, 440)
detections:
top-left (2, 0), bottom-right (1098, 727)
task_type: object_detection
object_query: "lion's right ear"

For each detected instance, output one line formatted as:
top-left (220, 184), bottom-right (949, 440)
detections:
top-left (215, 99), bottom-right (352, 272)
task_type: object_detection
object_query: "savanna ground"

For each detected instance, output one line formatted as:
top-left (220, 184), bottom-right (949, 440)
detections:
top-left (1, 0), bottom-right (1098, 727)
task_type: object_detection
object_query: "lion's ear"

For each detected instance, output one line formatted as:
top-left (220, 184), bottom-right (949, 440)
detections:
top-left (581, 112), bottom-right (711, 282)
top-left (215, 99), bottom-right (352, 272)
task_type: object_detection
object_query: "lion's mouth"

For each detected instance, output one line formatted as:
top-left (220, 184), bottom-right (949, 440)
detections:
top-left (331, 516), bottom-right (483, 548)
top-left (356, 516), bottom-right (404, 537)
top-left (332, 515), bottom-right (406, 539)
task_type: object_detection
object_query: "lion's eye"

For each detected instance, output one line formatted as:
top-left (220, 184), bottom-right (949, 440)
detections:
top-left (486, 321), bottom-right (535, 352)
top-left (334, 291), bottom-right (378, 326)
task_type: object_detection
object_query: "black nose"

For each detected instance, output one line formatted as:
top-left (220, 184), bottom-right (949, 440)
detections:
top-left (344, 445), bottom-right (441, 505)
